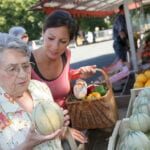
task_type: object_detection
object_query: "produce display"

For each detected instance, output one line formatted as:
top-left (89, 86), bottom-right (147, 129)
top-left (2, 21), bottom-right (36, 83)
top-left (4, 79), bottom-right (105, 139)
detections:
top-left (134, 70), bottom-right (150, 88)
top-left (73, 79), bottom-right (107, 101)
top-left (116, 88), bottom-right (150, 149)
top-left (118, 127), bottom-right (150, 150)
top-left (32, 101), bottom-right (64, 135)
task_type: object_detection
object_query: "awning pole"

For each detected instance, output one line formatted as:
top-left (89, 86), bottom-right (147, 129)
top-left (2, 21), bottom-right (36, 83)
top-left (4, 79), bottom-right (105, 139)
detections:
top-left (123, 0), bottom-right (138, 72)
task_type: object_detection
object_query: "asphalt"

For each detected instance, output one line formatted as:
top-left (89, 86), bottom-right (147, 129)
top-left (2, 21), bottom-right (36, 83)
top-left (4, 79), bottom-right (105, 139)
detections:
top-left (70, 40), bottom-right (115, 65)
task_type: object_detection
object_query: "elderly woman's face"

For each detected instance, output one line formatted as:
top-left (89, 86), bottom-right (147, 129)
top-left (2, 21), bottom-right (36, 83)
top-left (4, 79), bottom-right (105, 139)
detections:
top-left (0, 48), bottom-right (31, 98)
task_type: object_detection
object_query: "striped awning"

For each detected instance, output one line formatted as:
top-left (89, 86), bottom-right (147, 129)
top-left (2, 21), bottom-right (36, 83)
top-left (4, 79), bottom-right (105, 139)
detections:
top-left (30, 0), bottom-right (149, 17)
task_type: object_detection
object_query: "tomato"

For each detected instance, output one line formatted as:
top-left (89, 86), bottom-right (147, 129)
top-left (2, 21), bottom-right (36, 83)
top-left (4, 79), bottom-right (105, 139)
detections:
top-left (87, 85), bottom-right (95, 94)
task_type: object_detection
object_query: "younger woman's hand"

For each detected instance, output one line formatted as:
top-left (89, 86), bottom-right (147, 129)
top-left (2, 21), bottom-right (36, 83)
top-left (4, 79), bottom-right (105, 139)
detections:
top-left (70, 128), bottom-right (88, 144)
top-left (79, 65), bottom-right (97, 79)
top-left (62, 109), bottom-right (70, 127)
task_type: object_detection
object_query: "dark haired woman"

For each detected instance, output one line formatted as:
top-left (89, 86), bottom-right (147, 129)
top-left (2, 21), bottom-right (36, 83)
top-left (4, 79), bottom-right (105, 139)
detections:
top-left (31, 10), bottom-right (96, 144)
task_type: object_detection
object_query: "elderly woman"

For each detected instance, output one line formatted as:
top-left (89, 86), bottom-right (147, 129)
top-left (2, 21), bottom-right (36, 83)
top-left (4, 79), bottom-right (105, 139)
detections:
top-left (0, 32), bottom-right (70, 150)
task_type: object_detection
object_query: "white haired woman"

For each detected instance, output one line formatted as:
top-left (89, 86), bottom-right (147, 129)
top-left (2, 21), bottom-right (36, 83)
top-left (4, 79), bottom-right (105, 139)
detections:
top-left (0, 33), bottom-right (70, 150)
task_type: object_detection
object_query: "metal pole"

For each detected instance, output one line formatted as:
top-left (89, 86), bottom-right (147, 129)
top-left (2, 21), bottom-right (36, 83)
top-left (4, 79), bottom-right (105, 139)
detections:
top-left (123, 0), bottom-right (138, 72)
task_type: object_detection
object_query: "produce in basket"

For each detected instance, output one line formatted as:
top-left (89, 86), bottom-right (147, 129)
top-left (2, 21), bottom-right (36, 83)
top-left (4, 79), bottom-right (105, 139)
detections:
top-left (87, 84), bottom-right (95, 94)
top-left (73, 79), bottom-right (87, 99)
top-left (67, 68), bottom-right (118, 130)
top-left (73, 80), bottom-right (107, 101)
top-left (86, 92), bottom-right (101, 101)
top-left (92, 84), bottom-right (107, 96)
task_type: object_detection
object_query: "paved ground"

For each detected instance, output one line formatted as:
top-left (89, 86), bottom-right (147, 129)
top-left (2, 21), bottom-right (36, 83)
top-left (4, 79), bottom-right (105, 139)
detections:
top-left (70, 40), bottom-right (115, 65)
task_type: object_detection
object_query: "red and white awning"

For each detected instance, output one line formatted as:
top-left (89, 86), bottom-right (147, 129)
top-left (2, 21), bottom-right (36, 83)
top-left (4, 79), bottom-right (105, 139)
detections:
top-left (31, 0), bottom-right (149, 17)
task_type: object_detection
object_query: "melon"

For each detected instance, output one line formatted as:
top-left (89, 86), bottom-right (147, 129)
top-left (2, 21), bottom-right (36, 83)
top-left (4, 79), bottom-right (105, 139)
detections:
top-left (129, 113), bottom-right (150, 132)
top-left (118, 130), bottom-right (150, 150)
top-left (32, 101), bottom-right (64, 135)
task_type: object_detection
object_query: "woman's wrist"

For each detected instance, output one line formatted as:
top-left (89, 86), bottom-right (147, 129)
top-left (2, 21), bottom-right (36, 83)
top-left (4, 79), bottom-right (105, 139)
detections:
top-left (15, 141), bottom-right (33, 150)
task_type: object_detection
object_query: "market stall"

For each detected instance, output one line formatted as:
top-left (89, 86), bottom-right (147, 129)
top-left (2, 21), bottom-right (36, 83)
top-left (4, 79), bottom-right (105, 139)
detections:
top-left (30, 0), bottom-right (150, 149)
top-left (108, 87), bottom-right (150, 150)
top-left (31, 0), bottom-right (149, 72)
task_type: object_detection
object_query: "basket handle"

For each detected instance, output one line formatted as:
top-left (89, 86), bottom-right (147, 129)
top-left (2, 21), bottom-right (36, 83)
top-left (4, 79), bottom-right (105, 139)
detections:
top-left (95, 68), bottom-right (112, 90)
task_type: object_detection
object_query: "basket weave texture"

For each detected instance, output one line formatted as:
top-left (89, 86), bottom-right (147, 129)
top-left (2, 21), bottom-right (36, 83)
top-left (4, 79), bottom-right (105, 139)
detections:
top-left (66, 69), bottom-right (118, 130)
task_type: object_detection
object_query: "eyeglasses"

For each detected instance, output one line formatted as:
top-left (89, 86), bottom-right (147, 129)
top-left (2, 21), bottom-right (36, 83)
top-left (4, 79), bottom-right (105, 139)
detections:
top-left (2, 62), bottom-right (34, 76)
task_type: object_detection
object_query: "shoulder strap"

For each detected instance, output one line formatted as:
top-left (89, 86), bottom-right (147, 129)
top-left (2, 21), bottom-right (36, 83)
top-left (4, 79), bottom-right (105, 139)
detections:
top-left (30, 53), bottom-right (36, 68)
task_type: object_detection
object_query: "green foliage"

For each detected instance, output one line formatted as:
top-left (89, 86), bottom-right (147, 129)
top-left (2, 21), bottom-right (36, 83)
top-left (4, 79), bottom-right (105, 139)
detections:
top-left (0, 0), bottom-right (109, 40)
top-left (1, 0), bottom-right (149, 40)
top-left (77, 17), bottom-right (108, 32)
top-left (0, 0), bottom-right (45, 40)
top-left (144, 4), bottom-right (150, 15)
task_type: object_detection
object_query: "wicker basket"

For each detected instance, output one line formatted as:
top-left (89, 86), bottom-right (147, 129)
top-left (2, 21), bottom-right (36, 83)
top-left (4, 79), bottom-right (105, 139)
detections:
top-left (66, 68), bottom-right (118, 130)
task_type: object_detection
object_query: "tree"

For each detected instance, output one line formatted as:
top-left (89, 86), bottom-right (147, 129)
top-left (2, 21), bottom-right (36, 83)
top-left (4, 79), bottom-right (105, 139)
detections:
top-left (76, 17), bottom-right (108, 32)
top-left (0, 0), bottom-right (45, 40)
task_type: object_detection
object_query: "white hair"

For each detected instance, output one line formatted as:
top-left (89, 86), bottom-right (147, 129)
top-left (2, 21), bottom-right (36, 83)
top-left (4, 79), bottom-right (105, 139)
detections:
top-left (0, 32), bottom-right (30, 57)
top-left (8, 26), bottom-right (26, 39)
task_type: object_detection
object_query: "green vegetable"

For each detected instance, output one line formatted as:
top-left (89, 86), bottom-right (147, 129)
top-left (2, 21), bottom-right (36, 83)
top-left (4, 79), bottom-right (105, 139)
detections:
top-left (145, 132), bottom-right (150, 140)
top-left (93, 85), bottom-right (107, 96)
top-left (129, 113), bottom-right (150, 132)
top-left (118, 130), bottom-right (150, 150)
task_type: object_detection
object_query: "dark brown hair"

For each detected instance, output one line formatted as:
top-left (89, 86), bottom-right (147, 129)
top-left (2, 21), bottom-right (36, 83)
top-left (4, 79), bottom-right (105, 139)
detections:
top-left (43, 10), bottom-right (77, 41)
top-left (119, 4), bottom-right (124, 11)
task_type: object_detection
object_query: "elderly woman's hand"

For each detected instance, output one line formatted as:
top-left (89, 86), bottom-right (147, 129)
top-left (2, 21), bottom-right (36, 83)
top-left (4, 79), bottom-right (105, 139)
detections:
top-left (79, 65), bottom-right (97, 79)
top-left (25, 109), bottom-right (69, 148)
top-left (21, 124), bottom-right (62, 150)
top-left (16, 109), bottom-right (70, 150)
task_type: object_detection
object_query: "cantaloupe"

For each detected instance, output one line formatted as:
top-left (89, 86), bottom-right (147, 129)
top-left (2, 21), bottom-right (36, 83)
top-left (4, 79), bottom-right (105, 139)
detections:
top-left (32, 101), bottom-right (64, 135)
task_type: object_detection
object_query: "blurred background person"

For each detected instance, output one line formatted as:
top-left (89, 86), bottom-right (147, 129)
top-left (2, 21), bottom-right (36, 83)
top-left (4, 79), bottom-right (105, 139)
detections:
top-left (9, 26), bottom-right (29, 43)
top-left (8, 26), bottom-right (36, 50)
top-left (112, 4), bottom-right (130, 66)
